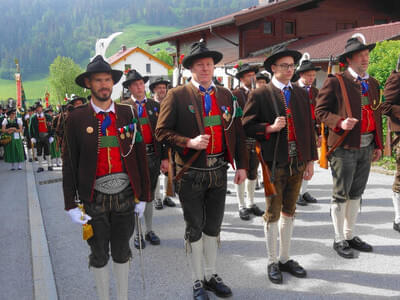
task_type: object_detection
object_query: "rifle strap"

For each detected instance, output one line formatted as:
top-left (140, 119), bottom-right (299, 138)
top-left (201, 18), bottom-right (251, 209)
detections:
top-left (326, 74), bottom-right (353, 157)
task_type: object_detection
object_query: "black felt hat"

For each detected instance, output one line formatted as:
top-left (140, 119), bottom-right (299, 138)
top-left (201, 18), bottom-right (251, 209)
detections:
top-left (69, 95), bottom-right (87, 106)
top-left (235, 63), bottom-right (259, 79)
top-left (182, 39), bottom-right (223, 69)
top-left (7, 108), bottom-right (16, 115)
top-left (122, 69), bottom-right (149, 88)
top-left (296, 60), bottom-right (322, 74)
top-left (149, 77), bottom-right (170, 93)
top-left (255, 71), bottom-right (271, 83)
top-left (337, 37), bottom-right (376, 63)
top-left (44, 105), bottom-right (53, 113)
top-left (34, 101), bottom-right (43, 109)
top-left (264, 47), bottom-right (302, 74)
top-left (75, 55), bottom-right (123, 89)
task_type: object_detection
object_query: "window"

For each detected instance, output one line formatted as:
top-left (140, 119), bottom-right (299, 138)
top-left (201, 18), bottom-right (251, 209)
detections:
top-left (336, 22), bottom-right (356, 30)
top-left (374, 19), bottom-right (387, 25)
top-left (284, 21), bottom-right (296, 35)
top-left (146, 63), bottom-right (151, 73)
top-left (264, 21), bottom-right (273, 34)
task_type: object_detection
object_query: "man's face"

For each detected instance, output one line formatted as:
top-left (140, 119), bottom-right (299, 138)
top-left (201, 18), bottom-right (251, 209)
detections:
top-left (85, 73), bottom-right (113, 102)
top-left (128, 80), bottom-right (146, 100)
top-left (36, 106), bottom-right (43, 114)
top-left (191, 57), bottom-right (214, 86)
top-left (271, 56), bottom-right (295, 83)
top-left (153, 83), bottom-right (168, 101)
top-left (240, 71), bottom-right (256, 88)
top-left (300, 70), bottom-right (317, 86)
top-left (347, 49), bottom-right (370, 75)
top-left (256, 79), bottom-right (268, 88)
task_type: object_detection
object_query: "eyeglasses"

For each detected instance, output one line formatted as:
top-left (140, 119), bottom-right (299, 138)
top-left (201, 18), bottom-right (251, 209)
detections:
top-left (274, 63), bottom-right (296, 70)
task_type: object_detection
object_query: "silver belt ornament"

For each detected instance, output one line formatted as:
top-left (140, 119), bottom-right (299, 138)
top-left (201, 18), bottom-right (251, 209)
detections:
top-left (288, 141), bottom-right (297, 157)
top-left (94, 173), bottom-right (130, 195)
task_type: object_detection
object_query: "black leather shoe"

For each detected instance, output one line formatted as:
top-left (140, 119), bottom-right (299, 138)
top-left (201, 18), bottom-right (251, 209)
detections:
top-left (394, 222), bottom-right (400, 233)
top-left (333, 240), bottom-right (354, 258)
top-left (239, 208), bottom-right (250, 221)
top-left (346, 236), bottom-right (373, 252)
top-left (48, 166), bottom-right (53, 171)
top-left (303, 192), bottom-right (317, 203)
top-left (279, 260), bottom-right (307, 278)
top-left (226, 189), bottom-right (231, 195)
top-left (134, 234), bottom-right (146, 249)
top-left (145, 231), bottom-right (160, 245)
top-left (249, 204), bottom-right (264, 216)
top-left (193, 280), bottom-right (209, 300)
top-left (163, 196), bottom-right (176, 207)
top-left (296, 194), bottom-right (308, 206)
top-left (154, 199), bottom-right (163, 210)
top-left (37, 167), bottom-right (44, 173)
top-left (29, 158), bottom-right (33, 162)
top-left (267, 263), bottom-right (282, 284)
top-left (204, 274), bottom-right (232, 298)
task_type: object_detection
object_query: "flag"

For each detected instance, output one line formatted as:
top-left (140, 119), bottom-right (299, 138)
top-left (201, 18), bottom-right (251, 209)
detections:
top-left (45, 90), bottom-right (50, 107)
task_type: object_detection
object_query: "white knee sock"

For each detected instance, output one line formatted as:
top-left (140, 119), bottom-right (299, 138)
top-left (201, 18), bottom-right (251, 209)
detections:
top-left (344, 198), bottom-right (361, 240)
top-left (264, 221), bottom-right (279, 264)
top-left (112, 261), bottom-right (129, 300)
top-left (392, 192), bottom-right (400, 224)
top-left (190, 238), bottom-right (204, 282)
top-left (300, 179), bottom-right (308, 195)
top-left (236, 182), bottom-right (246, 210)
top-left (246, 179), bottom-right (257, 207)
top-left (155, 177), bottom-right (161, 200)
top-left (144, 201), bottom-right (153, 233)
top-left (331, 202), bottom-right (346, 242)
top-left (38, 156), bottom-right (43, 167)
top-left (163, 175), bottom-right (169, 197)
top-left (92, 265), bottom-right (110, 300)
top-left (279, 215), bottom-right (294, 264)
top-left (46, 156), bottom-right (52, 167)
top-left (203, 233), bottom-right (218, 281)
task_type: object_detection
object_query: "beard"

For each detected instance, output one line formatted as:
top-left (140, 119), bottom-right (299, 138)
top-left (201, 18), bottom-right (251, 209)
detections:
top-left (91, 88), bottom-right (112, 102)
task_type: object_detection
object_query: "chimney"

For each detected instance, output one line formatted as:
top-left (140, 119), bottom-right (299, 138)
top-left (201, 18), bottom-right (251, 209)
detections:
top-left (121, 45), bottom-right (127, 52)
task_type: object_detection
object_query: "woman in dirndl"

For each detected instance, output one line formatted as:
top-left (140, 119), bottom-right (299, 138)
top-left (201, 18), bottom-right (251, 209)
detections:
top-left (1, 108), bottom-right (25, 170)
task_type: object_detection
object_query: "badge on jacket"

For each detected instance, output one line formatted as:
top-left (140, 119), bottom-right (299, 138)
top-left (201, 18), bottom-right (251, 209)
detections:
top-left (221, 106), bottom-right (231, 122)
top-left (188, 105), bottom-right (195, 113)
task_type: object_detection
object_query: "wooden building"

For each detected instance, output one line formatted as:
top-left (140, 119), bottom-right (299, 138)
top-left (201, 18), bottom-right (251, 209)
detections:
top-left (147, 0), bottom-right (400, 89)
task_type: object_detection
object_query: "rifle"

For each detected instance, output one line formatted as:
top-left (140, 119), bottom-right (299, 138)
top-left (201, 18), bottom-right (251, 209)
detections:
top-left (255, 142), bottom-right (277, 197)
top-left (319, 55), bottom-right (333, 169)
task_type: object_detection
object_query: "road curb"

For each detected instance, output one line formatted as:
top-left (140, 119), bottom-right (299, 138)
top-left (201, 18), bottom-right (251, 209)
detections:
top-left (26, 161), bottom-right (58, 300)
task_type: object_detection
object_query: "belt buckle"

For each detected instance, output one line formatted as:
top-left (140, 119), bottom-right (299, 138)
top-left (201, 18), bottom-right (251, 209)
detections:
top-left (207, 157), bottom-right (218, 167)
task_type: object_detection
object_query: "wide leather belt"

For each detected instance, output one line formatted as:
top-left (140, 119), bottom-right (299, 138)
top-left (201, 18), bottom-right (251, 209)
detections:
top-left (360, 133), bottom-right (374, 148)
top-left (146, 143), bottom-right (155, 154)
top-left (245, 137), bottom-right (256, 146)
top-left (94, 172), bottom-right (130, 195)
top-left (178, 152), bottom-right (226, 171)
top-left (288, 141), bottom-right (297, 157)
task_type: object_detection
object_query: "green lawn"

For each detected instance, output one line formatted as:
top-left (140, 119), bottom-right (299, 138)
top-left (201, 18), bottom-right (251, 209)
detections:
top-left (0, 77), bottom-right (49, 102)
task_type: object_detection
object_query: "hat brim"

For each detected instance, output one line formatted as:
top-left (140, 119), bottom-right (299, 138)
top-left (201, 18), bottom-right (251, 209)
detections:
top-left (149, 80), bottom-right (170, 92)
top-left (75, 70), bottom-right (123, 89)
top-left (296, 65), bottom-right (322, 75)
top-left (70, 97), bottom-right (87, 105)
top-left (235, 66), bottom-right (259, 79)
top-left (337, 43), bottom-right (376, 63)
top-left (182, 51), bottom-right (223, 69)
top-left (122, 76), bottom-right (149, 88)
top-left (264, 50), bottom-right (302, 74)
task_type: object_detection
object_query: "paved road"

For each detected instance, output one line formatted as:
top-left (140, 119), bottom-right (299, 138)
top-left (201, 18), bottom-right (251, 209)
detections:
top-left (2, 159), bottom-right (400, 299)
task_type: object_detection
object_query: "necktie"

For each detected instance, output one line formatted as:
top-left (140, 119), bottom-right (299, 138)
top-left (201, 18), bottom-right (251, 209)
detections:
top-left (357, 76), bottom-right (369, 95)
top-left (283, 86), bottom-right (291, 107)
top-left (199, 85), bottom-right (213, 115)
top-left (100, 112), bottom-right (111, 136)
top-left (135, 100), bottom-right (146, 118)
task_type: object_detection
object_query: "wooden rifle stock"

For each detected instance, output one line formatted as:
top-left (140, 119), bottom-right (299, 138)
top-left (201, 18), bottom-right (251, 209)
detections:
top-left (166, 148), bottom-right (175, 197)
top-left (255, 142), bottom-right (277, 197)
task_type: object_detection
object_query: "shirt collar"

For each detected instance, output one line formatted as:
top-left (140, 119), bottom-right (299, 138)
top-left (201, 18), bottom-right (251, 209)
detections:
top-left (297, 79), bottom-right (310, 88)
top-left (91, 100), bottom-right (115, 114)
top-left (131, 95), bottom-right (147, 104)
top-left (191, 78), bottom-right (215, 91)
top-left (272, 76), bottom-right (292, 90)
top-left (348, 67), bottom-right (369, 80)
top-left (242, 85), bottom-right (250, 92)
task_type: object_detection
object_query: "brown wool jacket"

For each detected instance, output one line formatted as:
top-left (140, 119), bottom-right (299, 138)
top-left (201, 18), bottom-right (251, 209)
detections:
top-left (233, 87), bottom-right (250, 110)
top-left (382, 71), bottom-right (400, 132)
top-left (121, 97), bottom-right (167, 159)
top-left (315, 70), bottom-right (383, 149)
top-left (62, 102), bottom-right (151, 210)
top-left (242, 83), bottom-right (318, 164)
top-left (293, 82), bottom-right (320, 134)
top-left (155, 82), bottom-right (248, 170)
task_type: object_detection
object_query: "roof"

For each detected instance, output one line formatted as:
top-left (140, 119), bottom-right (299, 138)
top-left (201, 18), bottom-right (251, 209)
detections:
top-left (147, 0), bottom-right (315, 45)
top-left (107, 46), bottom-right (173, 70)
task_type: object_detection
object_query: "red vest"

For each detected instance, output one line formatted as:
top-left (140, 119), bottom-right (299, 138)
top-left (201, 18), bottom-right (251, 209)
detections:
top-left (203, 91), bottom-right (223, 154)
top-left (95, 112), bottom-right (123, 177)
top-left (38, 117), bottom-right (48, 133)
top-left (138, 104), bottom-right (153, 145)
top-left (360, 90), bottom-right (376, 134)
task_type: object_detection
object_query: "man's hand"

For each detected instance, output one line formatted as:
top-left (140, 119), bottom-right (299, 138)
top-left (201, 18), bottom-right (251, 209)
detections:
top-left (340, 117), bottom-right (359, 131)
top-left (317, 135), bottom-right (322, 148)
top-left (31, 138), bottom-right (36, 144)
top-left (67, 207), bottom-right (92, 225)
top-left (234, 169), bottom-right (247, 185)
top-left (186, 134), bottom-right (210, 150)
top-left (372, 149), bottom-right (382, 162)
top-left (49, 137), bottom-right (54, 144)
top-left (266, 116), bottom-right (286, 134)
top-left (160, 158), bottom-right (169, 173)
top-left (303, 161), bottom-right (314, 181)
top-left (135, 201), bottom-right (146, 218)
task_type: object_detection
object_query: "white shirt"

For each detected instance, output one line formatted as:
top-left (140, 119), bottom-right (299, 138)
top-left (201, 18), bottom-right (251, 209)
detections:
top-left (2, 118), bottom-right (22, 139)
top-left (131, 95), bottom-right (147, 104)
top-left (91, 100), bottom-right (115, 114)
top-left (348, 67), bottom-right (369, 80)
top-left (191, 78), bottom-right (216, 91)
top-left (272, 76), bottom-right (293, 91)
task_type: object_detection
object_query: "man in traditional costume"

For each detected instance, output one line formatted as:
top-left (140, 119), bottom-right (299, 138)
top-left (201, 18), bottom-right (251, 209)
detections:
top-left (156, 40), bottom-right (248, 300)
top-left (315, 37), bottom-right (383, 258)
top-left (243, 47), bottom-right (317, 284)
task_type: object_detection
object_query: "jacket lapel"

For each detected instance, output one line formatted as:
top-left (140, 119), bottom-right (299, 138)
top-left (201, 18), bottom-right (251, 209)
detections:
top-left (187, 83), bottom-right (205, 134)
